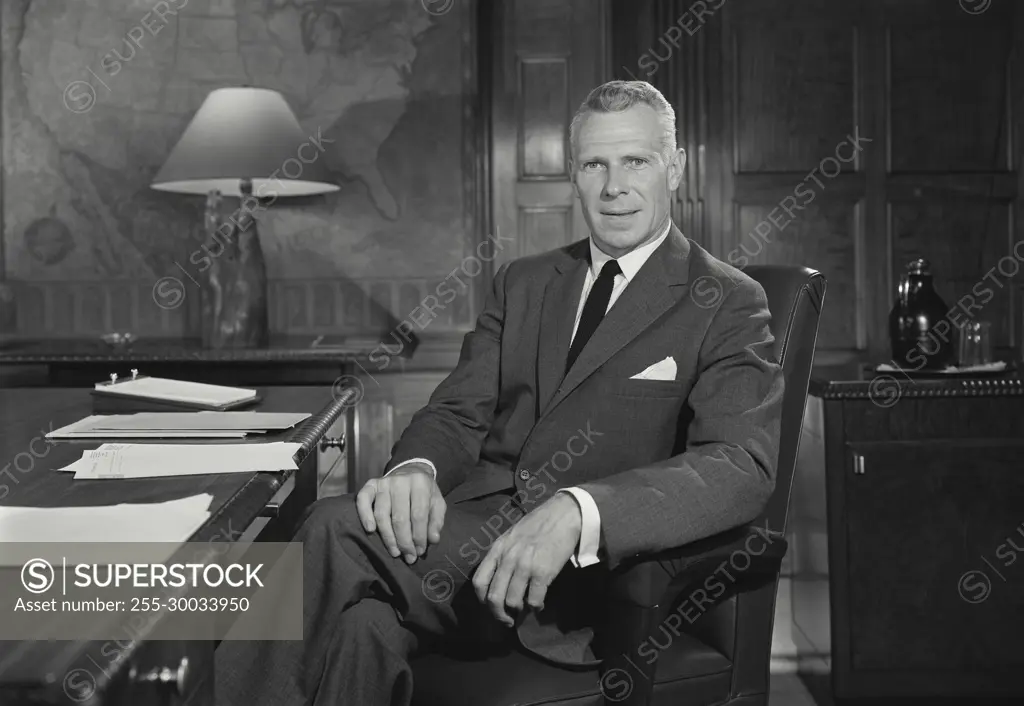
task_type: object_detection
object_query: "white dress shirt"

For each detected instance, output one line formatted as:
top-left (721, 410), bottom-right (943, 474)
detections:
top-left (388, 222), bottom-right (674, 568)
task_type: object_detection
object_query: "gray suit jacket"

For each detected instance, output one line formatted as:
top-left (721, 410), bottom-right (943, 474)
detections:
top-left (385, 225), bottom-right (784, 664)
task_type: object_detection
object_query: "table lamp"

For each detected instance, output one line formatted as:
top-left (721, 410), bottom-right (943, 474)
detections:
top-left (152, 87), bottom-right (338, 349)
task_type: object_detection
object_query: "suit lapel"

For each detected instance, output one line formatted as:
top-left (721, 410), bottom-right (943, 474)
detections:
top-left (536, 240), bottom-right (590, 413)
top-left (538, 226), bottom-right (692, 418)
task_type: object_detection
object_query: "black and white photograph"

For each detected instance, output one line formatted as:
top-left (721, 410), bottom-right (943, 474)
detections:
top-left (0, 0), bottom-right (1021, 704)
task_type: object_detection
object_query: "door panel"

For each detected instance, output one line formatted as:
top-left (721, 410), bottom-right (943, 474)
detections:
top-left (491, 0), bottom-right (610, 267)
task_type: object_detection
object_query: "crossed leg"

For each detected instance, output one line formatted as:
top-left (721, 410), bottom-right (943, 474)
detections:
top-left (215, 490), bottom-right (524, 706)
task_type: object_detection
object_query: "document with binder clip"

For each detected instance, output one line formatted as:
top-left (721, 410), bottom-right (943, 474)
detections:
top-left (91, 371), bottom-right (261, 412)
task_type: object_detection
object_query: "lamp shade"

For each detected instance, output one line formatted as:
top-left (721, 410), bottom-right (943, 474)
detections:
top-left (151, 87), bottom-right (339, 197)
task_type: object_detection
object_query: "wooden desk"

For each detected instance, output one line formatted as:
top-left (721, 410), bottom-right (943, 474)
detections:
top-left (791, 373), bottom-right (1024, 703)
top-left (0, 385), bottom-right (355, 706)
top-left (0, 335), bottom-right (404, 387)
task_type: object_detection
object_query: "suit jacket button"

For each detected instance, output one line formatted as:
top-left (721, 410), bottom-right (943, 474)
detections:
top-left (518, 468), bottom-right (530, 481)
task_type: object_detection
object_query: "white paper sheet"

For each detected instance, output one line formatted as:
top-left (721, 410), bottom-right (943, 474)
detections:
top-left (88, 412), bottom-right (310, 431)
top-left (59, 442), bottom-right (302, 479)
top-left (0, 493), bottom-right (214, 552)
top-left (47, 416), bottom-right (248, 440)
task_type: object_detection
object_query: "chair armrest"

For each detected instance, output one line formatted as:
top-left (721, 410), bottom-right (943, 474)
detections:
top-left (597, 525), bottom-right (786, 705)
top-left (607, 524), bottom-right (787, 609)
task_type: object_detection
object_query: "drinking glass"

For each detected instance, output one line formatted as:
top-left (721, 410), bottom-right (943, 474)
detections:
top-left (957, 320), bottom-right (992, 368)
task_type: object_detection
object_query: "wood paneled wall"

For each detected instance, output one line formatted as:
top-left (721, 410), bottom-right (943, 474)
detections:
top-left (613, 0), bottom-right (1023, 369)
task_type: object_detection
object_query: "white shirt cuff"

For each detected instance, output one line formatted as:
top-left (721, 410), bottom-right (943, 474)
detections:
top-left (386, 458), bottom-right (437, 479)
top-left (557, 487), bottom-right (601, 568)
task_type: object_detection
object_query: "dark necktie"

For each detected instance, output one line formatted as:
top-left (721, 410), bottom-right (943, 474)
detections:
top-left (566, 259), bottom-right (621, 373)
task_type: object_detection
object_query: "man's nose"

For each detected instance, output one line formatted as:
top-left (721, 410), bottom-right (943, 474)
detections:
top-left (602, 167), bottom-right (629, 198)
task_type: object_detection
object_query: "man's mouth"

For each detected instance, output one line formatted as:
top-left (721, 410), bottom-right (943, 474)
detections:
top-left (602, 210), bottom-right (639, 217)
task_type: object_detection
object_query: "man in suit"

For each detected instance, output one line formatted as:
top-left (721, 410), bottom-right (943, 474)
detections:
top-left (216, 79), bottom-right (783, 705)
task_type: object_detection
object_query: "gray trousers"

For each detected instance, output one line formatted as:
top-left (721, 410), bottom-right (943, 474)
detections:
top-left (214, 490), bottom-right (527, 706)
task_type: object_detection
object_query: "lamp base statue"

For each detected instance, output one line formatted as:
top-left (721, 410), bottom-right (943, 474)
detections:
top-left (200, 181), bottom-right (269, 349)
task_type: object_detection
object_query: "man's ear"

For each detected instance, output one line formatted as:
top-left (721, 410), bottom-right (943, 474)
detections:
top-left (568, 158), bottom-right (581, 198)
top-left (668, 148), bottom-right (686, 191)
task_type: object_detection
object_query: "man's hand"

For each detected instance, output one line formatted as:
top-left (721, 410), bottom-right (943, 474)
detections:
top-left (356, 463), bottom-right (446, 564)
top-left (472, 493), bottom-right (582, 626)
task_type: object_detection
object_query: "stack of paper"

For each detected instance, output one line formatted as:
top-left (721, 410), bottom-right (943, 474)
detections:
top-left (96, 377), bottom-right (257, 406)
top-left (59, 442), bottom-right (302, 480)
top-left (0, 493), bottom-right (214, 553)
top-left (47, 412), bottom-right (311, 440)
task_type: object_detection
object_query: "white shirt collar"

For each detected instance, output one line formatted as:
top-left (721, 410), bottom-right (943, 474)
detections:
top-left (588, 220), bottom-right (673, 282)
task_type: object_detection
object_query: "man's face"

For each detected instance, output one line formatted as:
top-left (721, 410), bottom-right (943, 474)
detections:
top-left (571, 104), bottom-right (685, 258)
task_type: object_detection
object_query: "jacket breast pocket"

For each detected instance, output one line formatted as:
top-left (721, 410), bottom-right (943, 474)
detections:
top-left (612, 378), bottom-right (688, 399)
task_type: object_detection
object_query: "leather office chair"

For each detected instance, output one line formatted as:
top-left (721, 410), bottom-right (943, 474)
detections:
top-left (412, 265), bottom-right (827, 706)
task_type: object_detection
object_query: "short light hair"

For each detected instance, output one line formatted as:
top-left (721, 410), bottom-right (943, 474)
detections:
top-left (569, 80), bottom-right (678, 160)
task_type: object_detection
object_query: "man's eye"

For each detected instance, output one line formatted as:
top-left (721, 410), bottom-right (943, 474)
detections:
top-left (628, 158), bottom-right (647, 167)
top-left (583, 162), bottom-right (602, 170)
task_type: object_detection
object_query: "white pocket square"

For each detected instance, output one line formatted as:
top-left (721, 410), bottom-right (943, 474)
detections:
top-left (629, 356), bottom-right (677, 381)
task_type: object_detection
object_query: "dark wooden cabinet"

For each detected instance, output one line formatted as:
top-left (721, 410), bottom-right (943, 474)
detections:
top-left (791, 375), bottom-right (1024, 702)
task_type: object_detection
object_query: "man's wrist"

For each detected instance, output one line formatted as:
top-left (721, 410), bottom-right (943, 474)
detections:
top-left (391, 463), bottom-right (431, 475)
top-left (557, 487), bottom-right (602, 568)
top-left (556, 492), bottom-right (583, 541)
top-left (386, 458), bottom-right (437, 479)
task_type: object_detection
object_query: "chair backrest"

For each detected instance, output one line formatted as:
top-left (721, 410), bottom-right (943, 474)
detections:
top-left (743, 266), bottom-right (826, 535)
top-left (663, 266), bottom-right (826, 704)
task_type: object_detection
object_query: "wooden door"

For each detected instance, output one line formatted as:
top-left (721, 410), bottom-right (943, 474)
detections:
top-left (489, 0), bottom-right (611, 270)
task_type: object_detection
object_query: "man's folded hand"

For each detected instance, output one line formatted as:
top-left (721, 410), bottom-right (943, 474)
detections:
top-left (472, 493), bottom-right (582, 626)
top-left (356, 462), bottom-right (446, 564)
